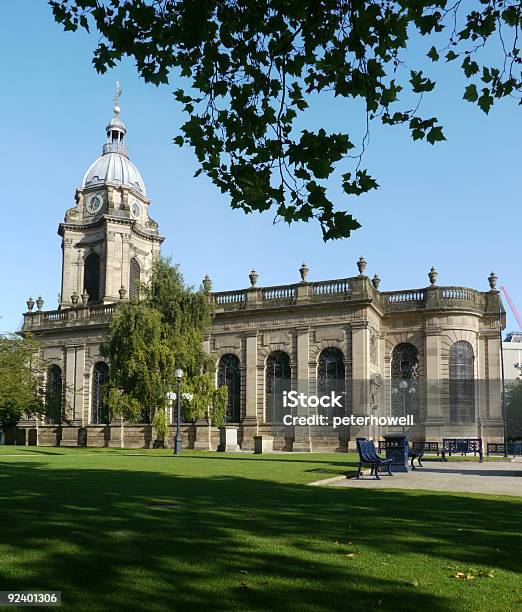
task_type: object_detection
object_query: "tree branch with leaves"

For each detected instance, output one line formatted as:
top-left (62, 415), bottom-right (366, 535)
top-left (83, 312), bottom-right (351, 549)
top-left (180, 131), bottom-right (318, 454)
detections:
top-left (51, 0), bottom-right (521, 239)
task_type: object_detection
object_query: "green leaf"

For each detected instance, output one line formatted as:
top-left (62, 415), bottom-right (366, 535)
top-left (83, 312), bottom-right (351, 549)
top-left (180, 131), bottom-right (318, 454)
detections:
top-left (478, 89), bottom-right (494, 114)
top-left (446, 51), bottom-right (458, 62)
top-left (426, 126), bottom-right (446, 145)
top-left (463, 84), bottom-right (478, 102)
top-left (427, 46), bottom-right (439, 62)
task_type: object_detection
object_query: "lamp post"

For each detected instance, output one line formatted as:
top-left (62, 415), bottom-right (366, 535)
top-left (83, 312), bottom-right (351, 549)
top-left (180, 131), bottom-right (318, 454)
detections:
top-left (392, 380), bottom-right (416, 434)
top-left (173, 368), bottom-right (184, 455)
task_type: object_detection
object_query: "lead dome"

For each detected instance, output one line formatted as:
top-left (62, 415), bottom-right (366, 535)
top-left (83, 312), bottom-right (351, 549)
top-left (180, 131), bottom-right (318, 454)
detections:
top-left (81, 93), bottom-right (146, 196)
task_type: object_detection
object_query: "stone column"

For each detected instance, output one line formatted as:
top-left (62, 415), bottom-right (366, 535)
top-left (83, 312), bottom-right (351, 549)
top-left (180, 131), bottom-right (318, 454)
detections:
top-left (241, 331), bottom-right (258, 450)
top-left (293, 326), bottom-right (312, 452)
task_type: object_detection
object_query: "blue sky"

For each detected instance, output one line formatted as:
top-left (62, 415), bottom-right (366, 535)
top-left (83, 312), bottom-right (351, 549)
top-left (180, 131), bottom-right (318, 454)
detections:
top-left (0, 1), bottom-right (520, 334)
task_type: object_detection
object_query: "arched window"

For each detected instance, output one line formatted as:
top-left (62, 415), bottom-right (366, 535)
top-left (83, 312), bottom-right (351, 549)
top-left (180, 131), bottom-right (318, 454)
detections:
top-left (318, 348), bottom-right (345, 417)
top-left (46, 365), bottom-right (62, 425)
top-left (391, 343), bottom-right (419, 418)
top-left (84, 252), bottom-right (101, 303)
top-left (217, 354), bottom-right (241, 423)
top-left (449, 341), bottom-right (475, 423)
top-left (129, 257), bottom-right (141, 300)
top-left (91, 362), bottom-right (109, 424)
top-left (265, 351), bottom-right (291, 423)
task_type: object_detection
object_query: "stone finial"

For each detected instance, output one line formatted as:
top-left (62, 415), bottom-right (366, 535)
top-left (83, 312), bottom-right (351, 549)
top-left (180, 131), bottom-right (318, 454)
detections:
top-left (371, 273), bottom-right (381, 290)
top-left (428, 266), bottom-right (438, 286)
top-left (81, 289), bottom-right (89, 306)
top-left (488, 271), bottom-right (498, 290)
top-left (35, 296), bottom-right (44, 311)
top-left (119, 285), bottom-right (127, 300)
top-left (202, 274), bottom-right (212, 293)
top-left (299, 262), bottom-right (309, 282)
top-left (249, 269), bottom-right (258, 287)
top-left (26, 297), bottom-right (35, 312)
top-left (357, 256), bottom-right (367, 276)
top-left (71, 292), bottom-right (79, 307)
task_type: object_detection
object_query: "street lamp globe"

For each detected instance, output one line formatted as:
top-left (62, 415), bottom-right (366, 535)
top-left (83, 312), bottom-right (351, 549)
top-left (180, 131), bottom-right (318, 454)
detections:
top-left (399, 380), bottom-right (408, 390)
top-left (175, 368), bottom-right (184, 380)
top-left (408, 386), bottom-right (416, 395)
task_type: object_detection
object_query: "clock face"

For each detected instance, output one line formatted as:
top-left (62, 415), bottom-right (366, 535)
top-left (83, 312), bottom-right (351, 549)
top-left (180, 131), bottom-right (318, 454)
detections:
top-left (131, 201), bottom-right (142, 220)
top-left (86, 194), bottom-right (103, 215)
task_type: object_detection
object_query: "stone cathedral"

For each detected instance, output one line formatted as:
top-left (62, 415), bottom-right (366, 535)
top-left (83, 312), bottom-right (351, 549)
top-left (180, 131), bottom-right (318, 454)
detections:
top-left (20, 96), bottom-right (506, 451)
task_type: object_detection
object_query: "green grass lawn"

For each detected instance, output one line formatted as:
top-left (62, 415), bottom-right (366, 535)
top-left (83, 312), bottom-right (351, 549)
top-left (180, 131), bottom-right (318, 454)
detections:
top-left (0, 447), bottom-right (520, 611)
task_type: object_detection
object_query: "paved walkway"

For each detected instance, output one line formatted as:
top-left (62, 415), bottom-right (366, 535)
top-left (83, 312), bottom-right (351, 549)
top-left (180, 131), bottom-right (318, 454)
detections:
top-left (329, 460), bottom-right (522, 497)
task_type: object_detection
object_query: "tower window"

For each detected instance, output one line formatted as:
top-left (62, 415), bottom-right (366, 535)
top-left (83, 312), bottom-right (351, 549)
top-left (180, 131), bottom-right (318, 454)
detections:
top-left (129, 258), bottom-right (141, 300)
top-left (84, 253), bottom-right (101, 303)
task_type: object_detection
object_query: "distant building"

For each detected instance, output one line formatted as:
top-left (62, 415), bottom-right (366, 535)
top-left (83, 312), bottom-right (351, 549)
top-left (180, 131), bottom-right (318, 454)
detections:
top-left (18, 96), bottom-right (507, 450)
top-left (503, 332), bottom-right (522, 381)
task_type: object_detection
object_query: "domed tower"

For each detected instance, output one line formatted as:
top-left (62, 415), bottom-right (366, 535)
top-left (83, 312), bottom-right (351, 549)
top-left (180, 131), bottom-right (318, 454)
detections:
top-left (58, 84), bottom-right (163, 307)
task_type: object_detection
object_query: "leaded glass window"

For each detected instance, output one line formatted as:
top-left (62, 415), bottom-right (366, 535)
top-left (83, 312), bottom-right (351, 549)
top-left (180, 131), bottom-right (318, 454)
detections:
top-left (449, 341), bottom-right (475, 423)
top-left (318, 348), bottom-right (345, 417)
top-left (91, 362), bottom-right (109, 424)
top-left (217, 354), bottom-right (241, 422)
top-left (129, 257), bottom-right (141, 300)
top-left (45, 365), bottom-right (63, 425)
top-left (265, 351), bottom-right (291, 423)
top-left (84, 252), bottom-right (101, 303)
top-left (391, 343), bottom-right (419, 418)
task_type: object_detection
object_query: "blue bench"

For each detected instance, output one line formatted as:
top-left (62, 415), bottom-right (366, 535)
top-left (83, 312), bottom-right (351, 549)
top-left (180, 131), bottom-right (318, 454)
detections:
top-left (441, 438), bottom-right (483, 463)
top-left (487, 442), bottom-right (522, 457)
top-left (412, 441), bottom-right (440, 456)
top-left (408, 443), bottom-right (424, 469)
top-left (356, 438), bottom-right (393, 480)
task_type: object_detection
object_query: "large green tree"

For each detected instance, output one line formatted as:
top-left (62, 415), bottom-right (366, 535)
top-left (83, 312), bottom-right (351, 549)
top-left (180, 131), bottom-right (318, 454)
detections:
top-left (102, 257), bottom-right (226, 434)
top-left (0, 334), bottom-right (44, 429)
top-left (51, 0), bottom-right (521, 240)
top-left (505, 375), bottom-right (522, 440)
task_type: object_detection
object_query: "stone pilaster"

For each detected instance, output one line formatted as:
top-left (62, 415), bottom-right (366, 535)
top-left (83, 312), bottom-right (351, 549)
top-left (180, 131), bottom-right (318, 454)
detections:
top-left (350, 321), bottom-right (369, 440)
top-left (74, 345), bottom-right (86, 424)
top-left (64, 346), bottom-right (76, 422)
top-left (104, 231), bottom-right (116, 301)
top-left (293, 326), bottom-right (312, 452)
top-left (60, 237), bottom-right (74, 307)
top-left (424, 330), bottom-right (444, 439)
top-left (121, 234), bottom-right (132, 298)
top-left (241, 331), bottom-right (258, 450)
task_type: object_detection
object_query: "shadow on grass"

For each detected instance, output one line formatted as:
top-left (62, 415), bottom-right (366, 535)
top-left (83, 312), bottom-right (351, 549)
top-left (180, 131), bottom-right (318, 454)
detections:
top-left (0, 461), bottom-right (521, 611)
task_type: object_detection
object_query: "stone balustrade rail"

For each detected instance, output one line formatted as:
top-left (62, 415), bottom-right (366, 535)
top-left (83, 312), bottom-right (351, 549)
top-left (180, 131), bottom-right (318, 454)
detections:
top-left (22, 278), bottom-right (496, 331)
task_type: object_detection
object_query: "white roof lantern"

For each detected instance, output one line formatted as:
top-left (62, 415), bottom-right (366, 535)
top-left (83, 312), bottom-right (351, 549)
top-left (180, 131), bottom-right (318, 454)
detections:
top-left (81, 82), bottom-right (146, 196)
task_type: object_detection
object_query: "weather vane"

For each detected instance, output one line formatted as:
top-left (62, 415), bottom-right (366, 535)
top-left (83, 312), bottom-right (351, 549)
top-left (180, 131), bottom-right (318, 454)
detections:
top-left (114, 81), bottom-right (122, 115)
